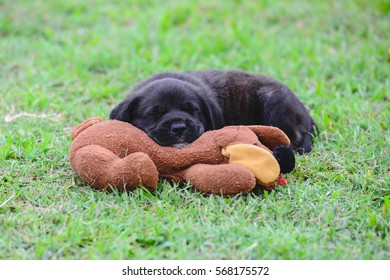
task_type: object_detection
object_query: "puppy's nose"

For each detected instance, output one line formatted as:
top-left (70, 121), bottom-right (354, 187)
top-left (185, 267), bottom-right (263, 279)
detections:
top-left (170, 121), bottom-right (187, 135)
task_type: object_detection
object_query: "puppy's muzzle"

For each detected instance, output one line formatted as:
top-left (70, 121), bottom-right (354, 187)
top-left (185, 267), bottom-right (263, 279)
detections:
top-left (170, 121), bottom-right (187, 135)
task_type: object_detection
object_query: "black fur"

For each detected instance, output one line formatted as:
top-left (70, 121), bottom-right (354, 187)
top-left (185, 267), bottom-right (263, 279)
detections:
top-left (110, 70), bottom-right (316, 153)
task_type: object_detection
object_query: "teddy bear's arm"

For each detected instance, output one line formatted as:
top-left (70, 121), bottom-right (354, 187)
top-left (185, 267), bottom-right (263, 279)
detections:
top-left (180, 163), bottom-right (256, 195)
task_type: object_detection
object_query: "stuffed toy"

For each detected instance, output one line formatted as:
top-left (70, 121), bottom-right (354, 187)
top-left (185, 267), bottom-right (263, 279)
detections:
top-left (69, 117), bottom-right (295, 195)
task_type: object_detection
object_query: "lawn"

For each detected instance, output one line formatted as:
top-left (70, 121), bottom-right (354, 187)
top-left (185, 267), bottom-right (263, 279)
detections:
top-left (0, 0), bottom-right (389, 259)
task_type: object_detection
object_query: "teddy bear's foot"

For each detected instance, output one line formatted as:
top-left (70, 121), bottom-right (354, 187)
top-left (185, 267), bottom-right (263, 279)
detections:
top-left (182, 163), bottom-right (256, 195)
top-left (71, 145), bottom-right (158, 191)
top-left (71, 117), bottom-right (102, 140)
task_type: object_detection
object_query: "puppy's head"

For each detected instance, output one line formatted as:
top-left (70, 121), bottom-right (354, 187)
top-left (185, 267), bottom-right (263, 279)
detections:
top-left (110, 78), bottom-right (223, 148)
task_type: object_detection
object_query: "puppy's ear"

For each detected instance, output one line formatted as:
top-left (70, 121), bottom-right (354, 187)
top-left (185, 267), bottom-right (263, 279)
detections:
top-left (109, 96), bottom-right (141, 122)
top-left (199, 97), bottom-right (224, 130)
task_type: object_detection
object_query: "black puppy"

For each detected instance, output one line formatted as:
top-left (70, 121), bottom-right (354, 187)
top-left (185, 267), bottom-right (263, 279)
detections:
top-left (110, 70), bottom-right (316, 153)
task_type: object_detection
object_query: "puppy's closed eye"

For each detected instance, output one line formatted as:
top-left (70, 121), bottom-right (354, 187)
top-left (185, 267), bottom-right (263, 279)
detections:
top-left (182, 102), bottom-right (199, 113)
top-left (149, 106), bottom-right (167, 118)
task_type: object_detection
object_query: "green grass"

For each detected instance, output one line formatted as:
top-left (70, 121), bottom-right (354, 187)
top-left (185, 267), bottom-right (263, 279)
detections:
top-left (0, 0), bottom-right (389, 259)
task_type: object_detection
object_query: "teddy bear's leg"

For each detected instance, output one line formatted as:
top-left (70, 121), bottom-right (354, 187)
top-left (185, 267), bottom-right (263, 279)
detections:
top-left (71, 145), bottom-right (158, 191)
top-left (181, 164), bottom-right (256, 195)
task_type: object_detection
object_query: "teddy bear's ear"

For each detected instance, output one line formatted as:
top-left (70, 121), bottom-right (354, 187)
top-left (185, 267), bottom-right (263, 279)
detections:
top-left (246, 126), bottom-right (290, 150)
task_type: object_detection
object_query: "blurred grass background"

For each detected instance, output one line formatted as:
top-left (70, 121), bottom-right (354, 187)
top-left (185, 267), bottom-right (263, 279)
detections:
top-left (0, 0), bottom-right (389, 259)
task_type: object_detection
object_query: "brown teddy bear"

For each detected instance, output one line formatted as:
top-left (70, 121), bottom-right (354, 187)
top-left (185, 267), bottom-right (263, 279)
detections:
top-left (69, 117), bottom-right (295, 195)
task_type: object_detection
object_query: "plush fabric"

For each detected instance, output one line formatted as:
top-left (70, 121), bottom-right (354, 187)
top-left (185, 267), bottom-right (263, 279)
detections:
top-left (69, 117), bottom-right (294, 195)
